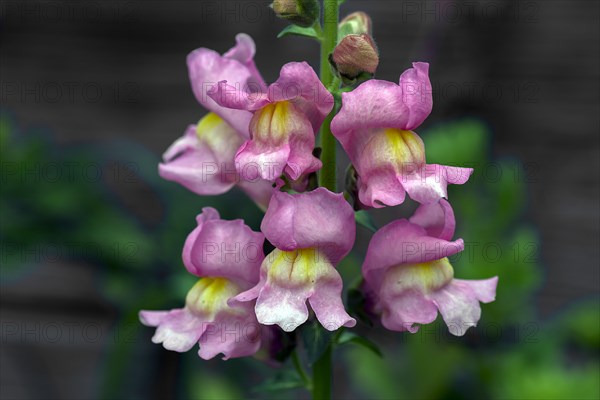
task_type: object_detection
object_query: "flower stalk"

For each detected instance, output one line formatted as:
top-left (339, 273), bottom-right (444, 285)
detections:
top-left (313, 1), bottom-right (340, 398)
top-left (318, 0), bottom-right (339, 192)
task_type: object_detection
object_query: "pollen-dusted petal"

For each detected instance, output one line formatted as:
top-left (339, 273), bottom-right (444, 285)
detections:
top-left (187, 34), bottom-right (266, 137)
top-left (182, 209), bottom-right (264, 284)
top-left (409, 199), bottom-right (456, 241)
top-left (261, 188), bottom-right (356, 264)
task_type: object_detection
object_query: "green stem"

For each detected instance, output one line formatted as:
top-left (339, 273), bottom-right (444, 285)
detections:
top-left (311, 2), bottom-right (339, 399)
top-left (292, 350), bottom-right (312, 388)
top-left (312, 344), bottom-right (332, 400)
top-left (318, 0), bottom-right (339, 191)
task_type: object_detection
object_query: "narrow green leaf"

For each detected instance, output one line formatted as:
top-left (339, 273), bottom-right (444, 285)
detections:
top-left (355, 210), bottom-right (377, 232)
top-left (337, 331), bottom-right (383, 358)
top-left (277, 25), bottom-right (321, 40)
top-left (301, 321), bottom-right (335, 364)
top-left (253, 369), bottom-right (306, 392)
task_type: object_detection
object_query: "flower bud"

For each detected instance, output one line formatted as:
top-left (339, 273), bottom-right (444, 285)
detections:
top-left (271, 0), bottom-right (319, 28)
top-left (331, 34), bottom-right (379, 81)
top-left (339, 11), bottom-right (372, 36)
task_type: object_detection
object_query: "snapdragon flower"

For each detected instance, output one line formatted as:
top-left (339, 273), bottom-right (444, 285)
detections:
top-left (209, 62), bottom-right (334, 182)
top-left (362, 200), bottom-right (498, 336)
top-left (140, 208), bottom-right (266, 359)
top-left (159, 34), bottom-right (272, 209)
top-left (331, 62), bottom-right (473, 207)
top-left (231, 185), bottom-right (357, 332)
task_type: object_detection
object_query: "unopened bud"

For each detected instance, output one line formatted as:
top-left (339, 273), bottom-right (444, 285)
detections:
top-left (331, 34), bottom-right (379, 81)
top-left (271, 0), bottom-right (319, 28)
top-left (339, 11), bottom-right (372, 36)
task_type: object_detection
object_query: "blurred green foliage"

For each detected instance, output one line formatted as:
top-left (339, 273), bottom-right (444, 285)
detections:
top-left (1, 113), bottom-right (597, 399)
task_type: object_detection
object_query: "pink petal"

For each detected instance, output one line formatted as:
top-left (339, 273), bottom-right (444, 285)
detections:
top-left (159, 124), bottom-right (241, 196)
top-left (197, 302), bottom-right (262, 360)
top-left (223, 33), bottom-right (264, 87)
top-left (234, 98), bottom-right (320, 182)
top-left (187, 34), bottom-right (266, 136)
top-left (398, 62), bottom-right (433, 130)
top-left (208, 81), bottom-right (270, 112)
top-left (267, 62), bottom-right (334, 132)
top-left (250, 249), bottom-right (354, 332)
top-left (139, 308), bottom-right (208, 352)
top-left (401, 165), bottom-right (474, 204)
top-left (362, 220), bottom-right (464, 291)
top-left (284, 132), bottom-right (323, 181)
top-left (260, 188), bottom-right (356, 264)
top-left (430, 277), bottom-right (498, 336)
top-left (379, 289), bottom-right (438, 333)
top-left (357, 169), bottom-right (407, 208)
top-left (236, 179), bottom-right (274, 212)
top-left (331, 62), bottom-right (432, 146)
top-left (235, 140), bottom-right (290, 181)
top-left (254, 276), bottom-right (312, 332)
top-left (182, 208), bottom-right (264, 284)
top-left (409, 199), bottom-right (456, 241)
top-left (308, 268), bottom-right (356, 331)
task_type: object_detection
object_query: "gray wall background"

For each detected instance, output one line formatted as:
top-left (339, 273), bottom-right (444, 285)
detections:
top-left (1, 0), bottom-right (599, 398)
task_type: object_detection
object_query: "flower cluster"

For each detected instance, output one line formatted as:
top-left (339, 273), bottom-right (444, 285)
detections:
top-left (141, 18), bottom-right (497, 360)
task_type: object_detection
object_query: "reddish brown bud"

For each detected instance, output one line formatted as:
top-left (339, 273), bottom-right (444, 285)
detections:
top-left (331, 34), bottom-right (379, 80)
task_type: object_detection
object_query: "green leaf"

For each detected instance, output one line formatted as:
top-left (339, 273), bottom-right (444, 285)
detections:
top-left (300, 321), bottom-right (335, 364)
top-left (355, 210), bottom-right (377, 232)
top-left (277, 25), bottom-right (321, 40)
top-left (337, 331), bottom-right (383, 358)
top-left (253, 369), bottom-right (306, 392)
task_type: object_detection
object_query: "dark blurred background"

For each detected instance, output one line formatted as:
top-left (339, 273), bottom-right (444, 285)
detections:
top-left (1, 0), bottom-right (599, 399)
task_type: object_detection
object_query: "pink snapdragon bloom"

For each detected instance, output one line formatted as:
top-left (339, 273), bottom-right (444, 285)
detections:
top-left (140, 207), bottom-right (266, 360)
top-left (159, 34), bottom-right (272, 209)
top-left (209, 62), bottom-right (334, 182)
top-left (232, 185), bottom-right (357, 332)
top-left (331, 62), bottom-right (473, 207)
top-left (362, 200), bottom-right (498, 336)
